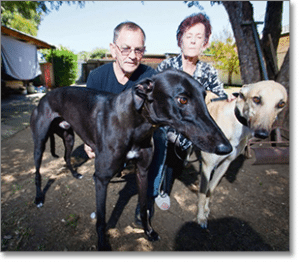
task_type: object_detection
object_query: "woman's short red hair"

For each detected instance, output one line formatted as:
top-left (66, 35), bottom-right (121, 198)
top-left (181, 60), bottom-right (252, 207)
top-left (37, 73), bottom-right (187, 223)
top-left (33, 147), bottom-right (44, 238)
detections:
top-left (176, 13), bottom-right (212, 48)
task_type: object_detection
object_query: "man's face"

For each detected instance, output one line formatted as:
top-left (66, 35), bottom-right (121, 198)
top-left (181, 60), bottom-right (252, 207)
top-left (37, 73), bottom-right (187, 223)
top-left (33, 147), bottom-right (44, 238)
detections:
top-left (111, 28), bottom-right (145, 75)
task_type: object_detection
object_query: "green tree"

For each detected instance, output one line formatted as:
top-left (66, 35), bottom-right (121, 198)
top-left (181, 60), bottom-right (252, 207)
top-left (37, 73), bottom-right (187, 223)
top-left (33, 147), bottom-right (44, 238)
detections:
top-left (78, 51), bottom-right (91, 62)
top-left (78, 48), bottom-right (109, 61)
top-left (89, 48), bottom-right (109, 59)
top-left (184, 1), bottom-right (287, 84)
top-left (1, 2), bottom-right (42, 36)
top-left (41, 46), bottom-right (78, 87)
top-left (1, 1), bottom-right (85, 36)
top-left (208, 37), bottom-right (240, 86)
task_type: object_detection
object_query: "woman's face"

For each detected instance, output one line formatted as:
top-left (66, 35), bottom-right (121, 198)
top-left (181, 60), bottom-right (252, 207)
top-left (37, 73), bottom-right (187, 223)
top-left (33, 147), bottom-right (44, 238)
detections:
top-left (181, 23), bottom-right (208, 57)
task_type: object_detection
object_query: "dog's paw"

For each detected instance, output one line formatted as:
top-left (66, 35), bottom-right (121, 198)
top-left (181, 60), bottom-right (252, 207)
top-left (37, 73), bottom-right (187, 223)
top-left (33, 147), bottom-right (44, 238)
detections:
top-left (97, 242), bottom-right (112, 251)
top-left (197, 207), bottom-right (210, 228)
top-left (97, 236), bottom-right (112, 251)
top-left (35, 196), bottom-right (44, 208)
top-left (200, 220), bottom-right (208, 229)
top-left (73, 173), bottom-right (83, 179)
top-left (36, 202), bottom-right (43, 208)
top-left (197, 216), bottom-right (208, 229)
top-left (146, 230), bottom-right (160, 242)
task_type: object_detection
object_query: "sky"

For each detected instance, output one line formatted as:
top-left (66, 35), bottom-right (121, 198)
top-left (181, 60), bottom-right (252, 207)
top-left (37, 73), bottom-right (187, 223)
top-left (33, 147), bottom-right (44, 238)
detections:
top-left (36, 1), bottom-right (290, 55)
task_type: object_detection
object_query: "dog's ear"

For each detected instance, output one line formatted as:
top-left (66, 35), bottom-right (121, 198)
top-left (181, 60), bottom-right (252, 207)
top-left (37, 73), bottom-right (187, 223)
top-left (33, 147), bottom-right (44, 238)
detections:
top-left (133, 78), bottom-right (154, 110)
top-left (239, 84), bottom-right (250, 100)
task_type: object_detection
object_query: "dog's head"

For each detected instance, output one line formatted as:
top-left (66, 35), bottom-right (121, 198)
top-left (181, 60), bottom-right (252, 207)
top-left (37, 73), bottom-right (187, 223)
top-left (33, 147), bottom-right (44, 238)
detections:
top-left (133, 69), bottom-right (232, 155)
top-left (235, 80), bottom-right (288, 139)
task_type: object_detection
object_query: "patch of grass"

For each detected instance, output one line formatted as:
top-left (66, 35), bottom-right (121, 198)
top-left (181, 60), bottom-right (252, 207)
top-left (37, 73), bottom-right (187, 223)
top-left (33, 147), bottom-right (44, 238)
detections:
top-left (65, 213), bottom-right (79, 228)
top-left (12, 184), bottom-right (22, 194)
top-left (37, 244), bottom-right (46, 251)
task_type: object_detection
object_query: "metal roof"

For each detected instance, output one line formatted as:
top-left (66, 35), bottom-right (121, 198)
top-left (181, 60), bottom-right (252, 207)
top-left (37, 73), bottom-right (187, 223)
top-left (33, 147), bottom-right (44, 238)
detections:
top-left (1, 26), bottom-right (56, 49)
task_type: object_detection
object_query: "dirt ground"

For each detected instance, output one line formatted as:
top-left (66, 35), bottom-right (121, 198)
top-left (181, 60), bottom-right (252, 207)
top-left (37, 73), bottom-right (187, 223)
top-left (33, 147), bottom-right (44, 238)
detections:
top-left (1, 122), bottom-right (289, 251)
top-left (1, 89), bottom-right (290, 252)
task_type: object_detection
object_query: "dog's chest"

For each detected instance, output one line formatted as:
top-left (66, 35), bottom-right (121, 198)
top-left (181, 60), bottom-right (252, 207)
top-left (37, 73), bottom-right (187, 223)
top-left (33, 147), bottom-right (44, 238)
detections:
top-left (229, 133), bottom-right (251, 159)
top-left (126, 150), bottom-right (140, 160)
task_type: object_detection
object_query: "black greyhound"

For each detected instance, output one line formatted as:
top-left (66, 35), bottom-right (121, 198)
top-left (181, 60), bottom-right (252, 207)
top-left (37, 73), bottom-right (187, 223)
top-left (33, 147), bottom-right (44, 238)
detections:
top-left (30, 69), bottom-right (232, 250)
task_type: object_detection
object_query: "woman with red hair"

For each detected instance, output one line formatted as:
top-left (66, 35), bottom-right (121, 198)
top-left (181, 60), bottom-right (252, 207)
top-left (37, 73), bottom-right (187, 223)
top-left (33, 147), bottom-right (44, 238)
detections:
top-left (146, 13), bottom-right (235, 215)
top-left (157, 13), bottom-right (235, 99)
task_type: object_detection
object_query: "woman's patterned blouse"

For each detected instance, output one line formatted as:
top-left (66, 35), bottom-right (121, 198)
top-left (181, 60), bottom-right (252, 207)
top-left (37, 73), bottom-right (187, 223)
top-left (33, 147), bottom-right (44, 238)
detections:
top-left (156, 54), bottom-right (227, 98)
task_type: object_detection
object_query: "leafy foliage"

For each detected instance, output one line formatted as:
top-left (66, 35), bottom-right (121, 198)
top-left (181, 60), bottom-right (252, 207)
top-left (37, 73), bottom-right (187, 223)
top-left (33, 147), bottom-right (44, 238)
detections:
top-left (184, 1), bottom-right (220, 9)
top-left (1, 1), bottom-right (85, 36)
top-left (183, 1), bottom-right (204, 10)
top-left (78, 48), bottom-right (109, 62)
top-left (41, 46), bottom-right (78, 87)
top-left (1, 1), bottom-right (42, 36)
top-left (89, 48), bottom-right (108, 59)
top-left (78, 51), bottom-right (91, 62)
top-left (208, 37), bottom-right (240, 85)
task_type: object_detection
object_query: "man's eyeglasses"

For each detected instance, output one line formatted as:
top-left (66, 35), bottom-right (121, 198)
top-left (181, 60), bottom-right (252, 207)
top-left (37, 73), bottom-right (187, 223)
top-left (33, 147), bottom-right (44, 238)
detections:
top-left (115, 44), bottom-right (145, 57)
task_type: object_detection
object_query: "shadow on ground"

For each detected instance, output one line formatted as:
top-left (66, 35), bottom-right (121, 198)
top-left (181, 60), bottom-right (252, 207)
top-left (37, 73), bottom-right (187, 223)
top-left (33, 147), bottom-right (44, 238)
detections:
top-left (174, 218), bottom-right (272, 251)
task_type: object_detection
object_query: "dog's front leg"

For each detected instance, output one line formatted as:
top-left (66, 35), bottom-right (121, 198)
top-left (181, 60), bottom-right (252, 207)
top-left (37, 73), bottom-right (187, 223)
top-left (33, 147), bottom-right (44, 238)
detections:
top-left (136, 147), bottom-right (160, 242)
top-left (197, 160), bottom-right (215, 228)
top-left (93, 159), bottom-right (112, 251)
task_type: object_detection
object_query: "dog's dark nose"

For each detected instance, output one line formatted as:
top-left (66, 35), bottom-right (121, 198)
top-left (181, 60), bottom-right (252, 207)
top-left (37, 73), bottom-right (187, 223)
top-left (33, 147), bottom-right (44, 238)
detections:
top-left (254, 129), bottom-right (269, 139)
top-left (215, 143), bottom-right (232, 155)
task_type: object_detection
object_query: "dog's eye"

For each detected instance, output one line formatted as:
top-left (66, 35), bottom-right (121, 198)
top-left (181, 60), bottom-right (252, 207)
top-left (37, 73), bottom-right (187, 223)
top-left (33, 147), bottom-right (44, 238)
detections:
top-left (253, 96), bottom-right (261, 104)
top-left (277, 101), bottom-right (286, 108)
top-left (177, 97), bottom-right (188, 105)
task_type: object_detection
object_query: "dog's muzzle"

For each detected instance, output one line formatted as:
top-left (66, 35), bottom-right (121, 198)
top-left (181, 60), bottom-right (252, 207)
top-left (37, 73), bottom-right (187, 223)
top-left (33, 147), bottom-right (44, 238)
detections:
top-left (254, 129), bottom-right (269, 139)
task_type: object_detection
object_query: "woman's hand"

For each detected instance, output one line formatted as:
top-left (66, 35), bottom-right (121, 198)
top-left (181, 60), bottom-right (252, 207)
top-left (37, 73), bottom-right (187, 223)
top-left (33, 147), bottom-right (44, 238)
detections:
top-left (227, 93), bottom-right (237, 102)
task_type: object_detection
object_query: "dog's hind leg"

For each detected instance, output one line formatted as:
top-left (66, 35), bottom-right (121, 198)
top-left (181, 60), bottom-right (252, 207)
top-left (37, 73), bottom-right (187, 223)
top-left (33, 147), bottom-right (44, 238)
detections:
top-left (33, 139), bottom-right (47, 208)
top-left (31, 106), bottom-right (56, 208)
top-left (32, 124), bottom-right (50, 208)
top-left (50, 134), bottom-right (59, 158)
top-left (62, 128), bottom-right (83, 179)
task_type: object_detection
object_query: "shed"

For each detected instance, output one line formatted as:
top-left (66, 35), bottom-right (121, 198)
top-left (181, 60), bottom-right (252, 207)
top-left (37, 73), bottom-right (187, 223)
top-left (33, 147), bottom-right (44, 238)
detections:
top-left (1, 25), bottom-right (55, 86)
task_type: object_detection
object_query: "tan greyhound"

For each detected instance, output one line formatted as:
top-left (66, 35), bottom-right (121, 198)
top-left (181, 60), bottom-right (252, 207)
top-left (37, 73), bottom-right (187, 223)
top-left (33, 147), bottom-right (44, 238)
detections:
top-left (197, 80), bottom-right (288, 228)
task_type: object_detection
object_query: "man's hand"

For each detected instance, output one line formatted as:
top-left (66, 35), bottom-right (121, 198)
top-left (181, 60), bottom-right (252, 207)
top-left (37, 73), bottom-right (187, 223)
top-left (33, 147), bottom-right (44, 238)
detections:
top-left (167, 128), bottom-right (192, 150)
top-left (84, 144), bottom-right (95, 159)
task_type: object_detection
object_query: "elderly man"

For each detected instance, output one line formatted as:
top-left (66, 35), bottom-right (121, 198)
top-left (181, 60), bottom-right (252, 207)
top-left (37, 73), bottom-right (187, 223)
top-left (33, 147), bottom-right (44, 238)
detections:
top-left (85, 21), bottom-right (156, 156)
top-left (86, 21), bottom-right (155, 93)
top-left (84, 21), bottom-right (157, 226)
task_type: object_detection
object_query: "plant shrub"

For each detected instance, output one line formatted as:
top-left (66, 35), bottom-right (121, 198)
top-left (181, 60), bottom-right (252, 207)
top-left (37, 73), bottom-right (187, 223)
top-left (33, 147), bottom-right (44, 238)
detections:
top-left (43, 48), bottom-right (78, 87)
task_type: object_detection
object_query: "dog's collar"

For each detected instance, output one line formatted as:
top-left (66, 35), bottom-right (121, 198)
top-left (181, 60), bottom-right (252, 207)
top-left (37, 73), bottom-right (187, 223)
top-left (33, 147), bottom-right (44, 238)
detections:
top-left (141, 104), bottom-right (159, 129)
top-left (234, 107), bottom-right (248, 127)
